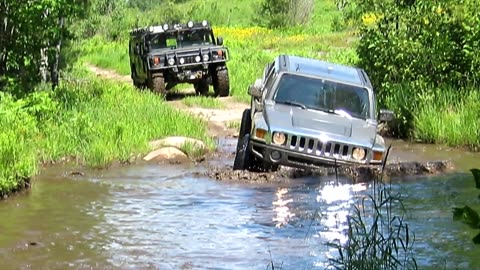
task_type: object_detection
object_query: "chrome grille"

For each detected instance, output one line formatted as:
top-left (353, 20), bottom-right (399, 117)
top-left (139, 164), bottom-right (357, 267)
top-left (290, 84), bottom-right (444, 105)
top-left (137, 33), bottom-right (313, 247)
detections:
top-left (287, 134), bottom-right (358, 161)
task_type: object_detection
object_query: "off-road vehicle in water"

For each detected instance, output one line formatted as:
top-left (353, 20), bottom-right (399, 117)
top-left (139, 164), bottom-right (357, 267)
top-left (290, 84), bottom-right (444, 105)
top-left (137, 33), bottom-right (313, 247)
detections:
top-left (233, 55), bottom-right (394, 172)
top-left (129, 20), bottom-right (230, 96)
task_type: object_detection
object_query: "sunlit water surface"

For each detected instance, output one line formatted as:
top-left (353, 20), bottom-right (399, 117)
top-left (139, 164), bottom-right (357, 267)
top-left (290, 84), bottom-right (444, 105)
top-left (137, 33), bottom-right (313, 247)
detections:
top-left (1, 140), bottom-right (479, 270)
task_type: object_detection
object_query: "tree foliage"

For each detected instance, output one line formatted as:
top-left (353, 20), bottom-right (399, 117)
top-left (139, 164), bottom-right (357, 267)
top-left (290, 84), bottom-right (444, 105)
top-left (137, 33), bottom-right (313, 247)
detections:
top-left (255, 0), bottom-right (315, 28)
top-left (335, 0), bottom-right (480, 136)
top-left (0, 0), bottom-right (87, 94)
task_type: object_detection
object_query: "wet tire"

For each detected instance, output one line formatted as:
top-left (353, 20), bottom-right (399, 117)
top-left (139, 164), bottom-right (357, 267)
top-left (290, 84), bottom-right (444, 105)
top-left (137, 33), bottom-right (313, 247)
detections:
top-left (236, 109), bottom-right (251, 153)
top-left (150, 74), bottom-right (166, 96)
top-left (213, 66), bottom-right (230, 97)
top-left (194, 80), bottom-right (209, 96)
top-left (233, 134), bottom-right (252, 171)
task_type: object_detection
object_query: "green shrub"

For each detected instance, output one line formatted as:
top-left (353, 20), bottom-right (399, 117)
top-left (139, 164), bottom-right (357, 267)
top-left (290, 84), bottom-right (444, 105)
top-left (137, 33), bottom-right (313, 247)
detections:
top-left (0, 93), bottom-right (38, 196)
top-left (352, 0), bottom-right (480, 89)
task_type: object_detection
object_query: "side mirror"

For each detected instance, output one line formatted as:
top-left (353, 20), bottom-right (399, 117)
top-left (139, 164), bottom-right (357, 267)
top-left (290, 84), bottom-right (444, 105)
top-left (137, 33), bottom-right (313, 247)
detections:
top-left (248, 79), bottom-right (263, 98)
top-left (217, 37), bottom-right (224, 46)
top-left (378, 109), bottom-right (395, 122)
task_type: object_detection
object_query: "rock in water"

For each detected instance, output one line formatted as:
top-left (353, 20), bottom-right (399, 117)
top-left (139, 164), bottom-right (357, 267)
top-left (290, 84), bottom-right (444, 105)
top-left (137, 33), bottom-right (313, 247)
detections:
top-left (149, 137), bottom-right (206, 153)
top-left (143, 147), bottom-right (190, 164)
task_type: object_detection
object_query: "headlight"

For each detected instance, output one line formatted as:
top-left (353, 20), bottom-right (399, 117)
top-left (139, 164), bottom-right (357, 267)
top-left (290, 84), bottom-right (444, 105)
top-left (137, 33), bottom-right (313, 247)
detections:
top-left (179, 57), bottom-right (185, 64)
top-left (167, 58), bottom-right (175, 65)
top-left (202, 54), bottom-right (209, 62)
top-left (352, 147), bottom-right (366, 160)
top-left (195, 55), bottom-right (201, 62)
top-left (202, 20), bottom-right (208, 27)
top-left (272, 132), bottom-right (286, 145)
top-left (187, 21), bottom-right (194, 28)
top-left (163, 24), bottom-right (169, 31)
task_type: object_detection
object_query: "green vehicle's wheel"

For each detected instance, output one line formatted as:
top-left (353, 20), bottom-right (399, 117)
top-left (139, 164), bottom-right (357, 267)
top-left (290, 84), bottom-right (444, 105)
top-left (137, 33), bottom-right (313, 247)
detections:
top-left (194, 80), bottom-right (209, 96)
top-left (150, 74), bottom-right (166, 97)
top-left (213, 66), bottom-right (230, 97)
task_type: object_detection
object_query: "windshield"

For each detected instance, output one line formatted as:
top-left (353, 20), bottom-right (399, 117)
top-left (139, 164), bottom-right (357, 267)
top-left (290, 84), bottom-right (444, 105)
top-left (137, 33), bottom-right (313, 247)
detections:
top-left (273, 73), bottom-right (370, 119)
top-left (149, 29), bottom-right (212, 49)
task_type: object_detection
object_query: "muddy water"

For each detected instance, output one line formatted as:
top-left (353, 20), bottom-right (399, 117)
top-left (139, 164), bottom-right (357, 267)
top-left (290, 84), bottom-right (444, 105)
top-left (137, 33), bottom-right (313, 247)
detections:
top-left (1, 140), bottom-right (480, 270)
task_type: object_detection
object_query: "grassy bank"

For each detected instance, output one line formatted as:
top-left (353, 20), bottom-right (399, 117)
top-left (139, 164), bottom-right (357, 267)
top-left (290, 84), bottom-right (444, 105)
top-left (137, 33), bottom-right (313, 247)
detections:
top-left (0, 66), bottom-right (213, 197)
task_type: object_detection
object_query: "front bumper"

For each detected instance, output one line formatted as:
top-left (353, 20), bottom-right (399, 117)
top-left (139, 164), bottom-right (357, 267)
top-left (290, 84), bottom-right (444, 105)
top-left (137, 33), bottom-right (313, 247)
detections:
top-left (250, 140), bottom-right (382, 169)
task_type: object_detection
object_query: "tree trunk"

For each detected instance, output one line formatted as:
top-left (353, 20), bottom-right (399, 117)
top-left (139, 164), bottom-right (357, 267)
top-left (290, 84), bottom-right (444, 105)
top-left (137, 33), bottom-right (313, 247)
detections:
top-left (50, 16), bottom-right (64, 89)
top-left (40, 47), bottom-right (48, 83)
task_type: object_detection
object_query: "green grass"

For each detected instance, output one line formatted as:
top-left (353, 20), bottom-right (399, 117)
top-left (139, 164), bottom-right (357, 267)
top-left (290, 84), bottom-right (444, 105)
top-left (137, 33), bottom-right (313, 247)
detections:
top-left (0, 66), bottom-right (213, 195)
top-left (414, 88), bottom-right (480, 150)
top-left (227, 120), bottom-right (241, 130)
top-left (0, 94), bottom-right (38, 197)
top-left (79, 37), bottom-right (130, 76)
top-left (183, 96), bottom-right (225, 109)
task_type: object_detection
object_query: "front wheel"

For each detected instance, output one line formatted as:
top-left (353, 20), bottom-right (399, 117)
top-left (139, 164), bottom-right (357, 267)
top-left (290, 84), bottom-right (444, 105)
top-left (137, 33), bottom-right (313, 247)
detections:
top-left (213, 66), bottom-right (230, 97)
top-left (233, 134), bottom-right (252, 171)
top-left (150, 74), bottom-right (166, 96)
top-left (194, 80), bottom-right (209, 96)
top-left (237, 109), bottom-right (252, 151)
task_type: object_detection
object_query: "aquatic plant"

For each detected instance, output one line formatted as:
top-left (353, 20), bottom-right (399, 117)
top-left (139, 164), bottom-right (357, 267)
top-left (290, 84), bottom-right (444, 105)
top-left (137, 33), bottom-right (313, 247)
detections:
top-left (328, 147), bottom-right (418, 270)
top-left (452, 168), bottom-right (480, 244)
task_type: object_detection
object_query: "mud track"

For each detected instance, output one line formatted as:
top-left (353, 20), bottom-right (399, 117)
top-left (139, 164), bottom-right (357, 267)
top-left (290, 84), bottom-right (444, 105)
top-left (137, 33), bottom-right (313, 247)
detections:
top-left (205, 160), bottom-right (454, 184)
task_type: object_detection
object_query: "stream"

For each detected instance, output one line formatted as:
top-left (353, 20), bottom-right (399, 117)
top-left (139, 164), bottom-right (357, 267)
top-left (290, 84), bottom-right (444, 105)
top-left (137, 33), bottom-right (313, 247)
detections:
top-left (1, 139), bottom-right (480, 270)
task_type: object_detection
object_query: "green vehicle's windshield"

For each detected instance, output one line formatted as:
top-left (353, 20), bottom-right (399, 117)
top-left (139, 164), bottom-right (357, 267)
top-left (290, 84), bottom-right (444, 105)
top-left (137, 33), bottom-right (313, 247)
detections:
top-left (273, 73), bottom-right (370, 119)
top-left (149, 29), bottom-right (213, 49)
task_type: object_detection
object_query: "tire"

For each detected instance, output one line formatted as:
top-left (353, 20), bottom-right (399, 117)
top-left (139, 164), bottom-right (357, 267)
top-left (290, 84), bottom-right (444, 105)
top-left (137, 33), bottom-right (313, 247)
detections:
top-left (150, 74), bottom-right (166, 96)
top-left (236, 109), bottom-right (252, 152)
top-left (233, 134), bottom-right (252, 171)
top-left (194, 80), bottom-right (209, 96)
top-left (212, 66), bottom-right (230, 97)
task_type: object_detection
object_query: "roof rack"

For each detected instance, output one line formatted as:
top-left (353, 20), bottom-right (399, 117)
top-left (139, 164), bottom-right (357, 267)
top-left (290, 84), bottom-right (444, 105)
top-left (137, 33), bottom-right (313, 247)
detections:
top-left (129, 20), bottom-right (211, 36)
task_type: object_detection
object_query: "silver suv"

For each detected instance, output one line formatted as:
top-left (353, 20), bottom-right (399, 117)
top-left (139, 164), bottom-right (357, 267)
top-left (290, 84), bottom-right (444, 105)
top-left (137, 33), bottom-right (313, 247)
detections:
top-left (233, 55), bottom-right (394, 172)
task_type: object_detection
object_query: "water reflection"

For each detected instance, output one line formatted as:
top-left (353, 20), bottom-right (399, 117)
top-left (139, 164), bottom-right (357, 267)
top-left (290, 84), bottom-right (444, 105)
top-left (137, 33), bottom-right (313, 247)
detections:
top-left (272, 188), bottom-right (294, 227)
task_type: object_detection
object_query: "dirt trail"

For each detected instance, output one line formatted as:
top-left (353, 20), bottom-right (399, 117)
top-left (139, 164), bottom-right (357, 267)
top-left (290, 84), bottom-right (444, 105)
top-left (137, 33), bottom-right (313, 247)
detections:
top-left (86, 64), bottom-right (248, 138)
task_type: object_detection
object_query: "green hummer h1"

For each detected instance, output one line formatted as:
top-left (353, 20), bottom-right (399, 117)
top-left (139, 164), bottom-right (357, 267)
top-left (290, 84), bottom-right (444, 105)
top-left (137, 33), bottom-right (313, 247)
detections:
top-left (129, 20), bottom-right (230, 97)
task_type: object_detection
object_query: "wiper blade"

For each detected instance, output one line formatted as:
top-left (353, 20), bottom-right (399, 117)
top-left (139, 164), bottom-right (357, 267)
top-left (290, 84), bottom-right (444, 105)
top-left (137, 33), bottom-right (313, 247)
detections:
top-left (277, 101), bottom-right (307, 110)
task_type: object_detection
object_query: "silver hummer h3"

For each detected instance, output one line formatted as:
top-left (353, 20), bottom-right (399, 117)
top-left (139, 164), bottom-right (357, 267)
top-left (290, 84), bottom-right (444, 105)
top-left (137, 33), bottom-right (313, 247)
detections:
top-left (233, 55), bottom-right (394, 172)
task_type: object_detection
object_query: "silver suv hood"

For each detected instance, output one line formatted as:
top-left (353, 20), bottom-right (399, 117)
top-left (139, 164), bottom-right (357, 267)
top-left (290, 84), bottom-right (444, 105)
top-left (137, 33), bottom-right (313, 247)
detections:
top-left (265, 104), bottom-right (377, 146)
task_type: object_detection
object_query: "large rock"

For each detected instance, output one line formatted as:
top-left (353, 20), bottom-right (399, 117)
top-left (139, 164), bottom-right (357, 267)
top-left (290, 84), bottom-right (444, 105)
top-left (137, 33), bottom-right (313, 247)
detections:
top-left (149, 136), bottom-right (206, 153)
top-left (143, 147), bottom-right (190, 163)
